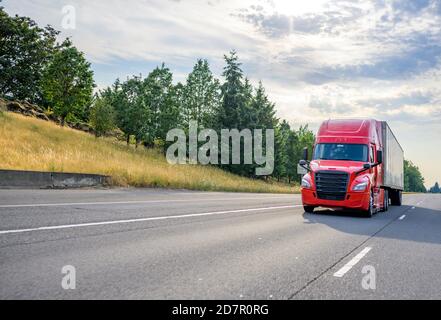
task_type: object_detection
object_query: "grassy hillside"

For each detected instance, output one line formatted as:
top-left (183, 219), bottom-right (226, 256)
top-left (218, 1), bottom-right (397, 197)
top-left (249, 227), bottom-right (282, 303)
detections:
top-left (0, 112), bottom-right (298, 193)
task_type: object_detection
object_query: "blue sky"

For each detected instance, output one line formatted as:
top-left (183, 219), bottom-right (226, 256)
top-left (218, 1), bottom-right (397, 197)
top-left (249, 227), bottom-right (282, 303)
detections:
top-left (3, 0), bottom-right (441, 186)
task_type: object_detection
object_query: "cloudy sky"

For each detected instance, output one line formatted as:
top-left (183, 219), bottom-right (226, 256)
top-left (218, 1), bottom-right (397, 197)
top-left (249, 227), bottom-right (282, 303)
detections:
top-left (4, 0), bottom-right (441, 187)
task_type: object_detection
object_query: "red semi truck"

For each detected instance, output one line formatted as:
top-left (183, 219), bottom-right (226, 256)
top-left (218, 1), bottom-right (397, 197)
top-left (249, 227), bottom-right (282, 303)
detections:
top-left (299, 119), bottom-right (404, 217)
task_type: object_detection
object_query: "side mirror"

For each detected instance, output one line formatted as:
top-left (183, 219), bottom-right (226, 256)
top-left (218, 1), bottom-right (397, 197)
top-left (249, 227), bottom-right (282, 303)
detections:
top-left (299, 159), bottom-right (311, 173)
top-left (302, 147), bottom-right (309, 161)
top-left (377, 150), bottom-right (383, 164)
top-left (363, 163), bottom-right (372, 170)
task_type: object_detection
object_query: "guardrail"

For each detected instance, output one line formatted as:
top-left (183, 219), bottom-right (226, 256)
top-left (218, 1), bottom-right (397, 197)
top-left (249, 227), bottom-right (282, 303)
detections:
top-left (0, 169), bottom-right (110, 189)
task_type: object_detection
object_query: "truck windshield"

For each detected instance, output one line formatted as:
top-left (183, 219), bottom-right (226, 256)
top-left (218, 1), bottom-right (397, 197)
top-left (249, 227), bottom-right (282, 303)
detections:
top-left (313, 144), bottom-right (368, 162)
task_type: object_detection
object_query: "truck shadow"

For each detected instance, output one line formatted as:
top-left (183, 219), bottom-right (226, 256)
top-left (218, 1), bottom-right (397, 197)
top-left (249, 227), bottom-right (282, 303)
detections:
top-left (302, 204), bottom-right (441, 245)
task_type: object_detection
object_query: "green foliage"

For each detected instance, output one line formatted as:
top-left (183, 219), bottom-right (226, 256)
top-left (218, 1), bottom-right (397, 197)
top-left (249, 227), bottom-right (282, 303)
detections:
top-left (0, 5), bottom-right (60, 103)
top-left (181, 59), bottom-right (221, 129)
top-left (110, 75), bottom-right (150, 145)
top-left (429, 182), bottom-right (440, 193)
top-left (104, 64), bottom-right (179, 149)
top-left (144, 64), bottom-right (179, 148)
top-left (274, 121), bottom-right (290, 180)
top-left (404, 160), bottom-right (426, 193)
top-left (220, 51), bottom-right (246, 130)
top-left (218, 52), bottom-right (281, 177)
top-left (89, 96), bottom-right (116, 137)
top-left (274, 121), bottom-right (315, 182)
top-left (251, 82), bottom-right (277, 129)
top-left (296, 125), bottom-right (315, 161)
top-left (41, 45), bottom-right (94, 125)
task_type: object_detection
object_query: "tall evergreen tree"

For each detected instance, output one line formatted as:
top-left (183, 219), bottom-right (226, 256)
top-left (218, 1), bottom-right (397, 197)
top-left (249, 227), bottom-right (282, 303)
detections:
top-left (220, 50), bottom-right (245, 130)
top-left (181, 59), bottom-right (221, 129)
top-left (251, 82), bottom-right (277, 129)
top-left (219, 52), bottom-right (280, 177)
top-left (245, 81), bottom-right (279, 177)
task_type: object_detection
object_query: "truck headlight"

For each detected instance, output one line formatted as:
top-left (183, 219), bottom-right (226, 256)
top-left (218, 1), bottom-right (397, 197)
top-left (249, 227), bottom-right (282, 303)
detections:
top-left (301, 178), bottom-right (312, 189)
top-left (352, 181), bottom-right (368, 191)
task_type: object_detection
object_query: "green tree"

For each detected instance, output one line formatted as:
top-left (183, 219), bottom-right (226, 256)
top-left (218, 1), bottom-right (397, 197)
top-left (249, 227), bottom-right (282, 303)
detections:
top-left (89, 95), bottom-right (116, 137)
top-left (107, 65), bottom-right (179, 149)
top-left (220, 50), bottom-right (246, 130)
top-left (247, 81), bottom-right (279, 178)
top-left (404, 160), bottom-right (426, 193)
top-left (296, 125), bottom-right (315, 162)
top-left (143, 64), bottom-right (180, 148)
top-left (110, 75), bottom-right (149, 146)
top-left (429, 182), bottom-right (440, 193)
top-left (274, 120), bottom-right (290, 181)
top-left (0, 4), bottom-right (61, 103)
top-left (285, 129), bottom-right (299, 183)
top-left (251, 82), bottom-right (277, 129)
top-left (219, 52), bottom-right (281, 177)
top-left (181, 59), bottom-right (221, 129)
top-left (41, 44), bottom-right (94, 126)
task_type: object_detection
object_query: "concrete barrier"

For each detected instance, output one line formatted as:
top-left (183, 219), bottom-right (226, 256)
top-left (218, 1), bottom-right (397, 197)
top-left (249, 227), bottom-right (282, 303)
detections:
top-left (0, 169), bottom-right (110, 189)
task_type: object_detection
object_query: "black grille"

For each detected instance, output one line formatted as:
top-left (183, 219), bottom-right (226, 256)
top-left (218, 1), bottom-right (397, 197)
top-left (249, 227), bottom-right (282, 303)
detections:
top-left (315, 171), bottom-right (349, 201)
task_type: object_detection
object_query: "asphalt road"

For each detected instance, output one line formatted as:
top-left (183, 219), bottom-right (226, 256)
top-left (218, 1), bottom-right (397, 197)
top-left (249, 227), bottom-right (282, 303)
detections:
top-left (0, 188), bottom-right (440, 300)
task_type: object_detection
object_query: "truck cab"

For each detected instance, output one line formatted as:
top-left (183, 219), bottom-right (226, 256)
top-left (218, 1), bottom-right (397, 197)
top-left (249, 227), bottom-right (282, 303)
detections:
top-left (300, 119), bottom-right (404, 218)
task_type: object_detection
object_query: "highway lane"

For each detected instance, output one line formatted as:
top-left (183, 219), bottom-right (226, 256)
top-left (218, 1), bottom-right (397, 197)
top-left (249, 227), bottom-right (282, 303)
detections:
top-left (0, 189), bottom-right (440, 299)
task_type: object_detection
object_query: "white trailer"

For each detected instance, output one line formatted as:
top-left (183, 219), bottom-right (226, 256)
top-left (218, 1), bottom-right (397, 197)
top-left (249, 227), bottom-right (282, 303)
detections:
top-left (381, 121), bottom-right (404, 205)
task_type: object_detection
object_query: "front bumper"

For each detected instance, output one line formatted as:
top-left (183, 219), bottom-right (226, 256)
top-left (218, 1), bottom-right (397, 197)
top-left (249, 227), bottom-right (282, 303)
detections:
top-left (301, 188), bottom-right (370, 211)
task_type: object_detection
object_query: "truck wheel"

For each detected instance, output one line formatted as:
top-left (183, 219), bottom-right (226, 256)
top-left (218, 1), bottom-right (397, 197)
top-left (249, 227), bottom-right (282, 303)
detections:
top-left (304, 206), bottom-right (315, 213)
top-left (364, 192), bottom-right (374, 218)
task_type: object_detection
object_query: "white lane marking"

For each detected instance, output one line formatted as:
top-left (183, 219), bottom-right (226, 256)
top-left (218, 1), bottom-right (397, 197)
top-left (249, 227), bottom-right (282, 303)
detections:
top-left (399, 215), bottom-right (406, 220)
top-left (411, 207), bottom-right (416, 210)
top-left (0, 196), bottom-right (294, 209)
top-left (333, 247), bottom-right (372, 278)
top-left (0, 205), bottom-right (301, 235)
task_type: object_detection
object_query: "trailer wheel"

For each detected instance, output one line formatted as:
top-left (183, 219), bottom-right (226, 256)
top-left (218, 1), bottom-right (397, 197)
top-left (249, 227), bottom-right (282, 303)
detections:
top-left (304, 206), bottom-right (315, 213)
top-left (382, 190), bottom-right (389, 212)
top-left (396, 190), bottom-right (402, 206)
top-left (390, 190), bottom-right (403, 206)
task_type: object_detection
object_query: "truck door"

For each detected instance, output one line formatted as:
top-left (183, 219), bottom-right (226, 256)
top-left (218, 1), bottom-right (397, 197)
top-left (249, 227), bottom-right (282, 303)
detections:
top-left (370, 144), bottom-right (380, 206)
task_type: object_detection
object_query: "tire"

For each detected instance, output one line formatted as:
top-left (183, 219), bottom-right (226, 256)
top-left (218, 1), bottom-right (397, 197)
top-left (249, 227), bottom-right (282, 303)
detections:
top-left (304, 206), bottom-right (315, 213)
top-left (382, 190), bottom-right (389, 212)
top-left (364, 191), bottom-right (374, 218)
top-left (396, 190), bottom-right (402, 206)
top-left (390, 190), bottom-right (403, 206)
top-left (390, 190), bottom-right (396, 205)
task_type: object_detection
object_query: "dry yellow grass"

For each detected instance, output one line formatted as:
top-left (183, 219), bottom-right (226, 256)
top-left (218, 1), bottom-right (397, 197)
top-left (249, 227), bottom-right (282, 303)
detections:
top-left (0, 112), bottom-right (298, 193)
